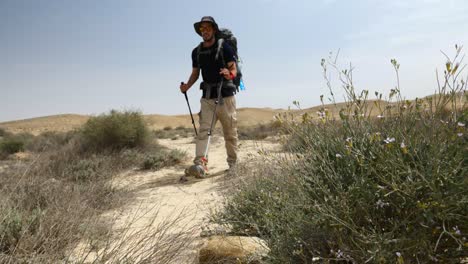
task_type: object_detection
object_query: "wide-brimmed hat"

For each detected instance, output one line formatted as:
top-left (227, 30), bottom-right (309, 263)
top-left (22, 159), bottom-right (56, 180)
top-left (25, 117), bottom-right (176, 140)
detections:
top-left (194, 16), bottom-right (219, 36)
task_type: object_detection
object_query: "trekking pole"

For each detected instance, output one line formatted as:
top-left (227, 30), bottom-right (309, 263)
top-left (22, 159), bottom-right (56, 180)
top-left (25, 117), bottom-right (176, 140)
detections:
top-left (181, 82), bottom-right (198, 136)
top-left (202, 78), bottom-right (224, 165)
top-left (201, 39), bottom-right (225, 169)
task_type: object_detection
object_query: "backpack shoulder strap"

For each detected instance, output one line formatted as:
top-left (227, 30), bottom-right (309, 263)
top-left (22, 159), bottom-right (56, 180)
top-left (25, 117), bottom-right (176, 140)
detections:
top-left (196, 42), bottom-right (203, 68)
top-left (215, 39), bottom-right (226, 67)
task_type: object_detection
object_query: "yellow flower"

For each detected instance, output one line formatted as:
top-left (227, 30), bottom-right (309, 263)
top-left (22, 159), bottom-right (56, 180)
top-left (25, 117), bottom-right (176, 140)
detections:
top-left (400, 142), bottom-right (408, 154)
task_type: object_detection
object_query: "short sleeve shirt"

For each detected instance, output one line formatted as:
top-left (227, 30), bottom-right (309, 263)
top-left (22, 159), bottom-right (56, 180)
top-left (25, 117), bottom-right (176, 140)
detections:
top-left (191, 41), bottom-right (236, 84)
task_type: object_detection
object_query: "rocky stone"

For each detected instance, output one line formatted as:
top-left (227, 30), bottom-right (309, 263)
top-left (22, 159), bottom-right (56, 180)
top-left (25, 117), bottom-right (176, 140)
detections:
top-left (199, 236), bottom-right (269, 264)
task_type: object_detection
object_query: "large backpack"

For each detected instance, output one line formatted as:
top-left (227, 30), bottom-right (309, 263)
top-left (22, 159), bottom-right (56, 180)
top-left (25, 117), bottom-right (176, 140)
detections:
top-left (196, 28), bottom-right (243, 91)
top-left (216, 28), bottom-right (243, 91)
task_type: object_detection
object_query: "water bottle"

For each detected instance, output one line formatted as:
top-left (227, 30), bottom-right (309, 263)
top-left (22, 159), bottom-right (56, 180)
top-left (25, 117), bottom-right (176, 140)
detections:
top-left (237, 56), bottom-right (245, 91)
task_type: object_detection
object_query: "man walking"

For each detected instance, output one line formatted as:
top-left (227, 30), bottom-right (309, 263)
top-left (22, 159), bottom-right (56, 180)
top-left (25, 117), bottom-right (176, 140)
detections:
top-left (180, 16), bottom-right (238, 175)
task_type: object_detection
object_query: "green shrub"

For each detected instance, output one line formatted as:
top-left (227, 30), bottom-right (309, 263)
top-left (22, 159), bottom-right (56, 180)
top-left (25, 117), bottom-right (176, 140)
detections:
top-left (65, 158), bottom-right (103, 182)
top-left (142, 149), bottom-right (186, 170)
top-left (217, 162), bottom-right (323, 263)
top-left (0, 207), bottom-right (43, 254)
top-left (81, 110), bottom-right (149, 151)
top-left (142, 153), bottom-right (165, 170)
top-left (0, 128), bottom-right (8, 137)
top-left (0, 208), bottom-right (24, 253)
top-left (0, 139), bottom-right (24, 155)
top-left (218, 48), bottom-right (468, 263)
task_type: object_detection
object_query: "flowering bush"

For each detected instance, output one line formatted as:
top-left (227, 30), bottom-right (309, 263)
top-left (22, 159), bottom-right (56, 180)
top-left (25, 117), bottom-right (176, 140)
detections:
top-left (218, 46), bottom-right (467, 263)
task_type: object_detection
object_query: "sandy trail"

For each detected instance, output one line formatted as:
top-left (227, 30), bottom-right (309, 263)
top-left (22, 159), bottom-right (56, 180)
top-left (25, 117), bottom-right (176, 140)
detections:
top-left (74, 135), bottom-right (280, 263)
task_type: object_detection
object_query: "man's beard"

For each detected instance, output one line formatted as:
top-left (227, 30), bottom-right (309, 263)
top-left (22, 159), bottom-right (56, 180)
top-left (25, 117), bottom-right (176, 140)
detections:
top-left (203, 34), bottom-right (214, 42)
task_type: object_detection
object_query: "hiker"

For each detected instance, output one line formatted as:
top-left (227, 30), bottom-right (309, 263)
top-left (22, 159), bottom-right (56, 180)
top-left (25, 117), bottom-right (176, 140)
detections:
top-left (180, 16), bottom-right (238, 174)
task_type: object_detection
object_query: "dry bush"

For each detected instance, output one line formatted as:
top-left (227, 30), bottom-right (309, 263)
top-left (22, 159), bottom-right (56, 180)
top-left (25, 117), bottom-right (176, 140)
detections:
top-left (71, 208), bottom-right (198, 264)
top-left (238, 122), bottom-right (282, 141)
top-left (0, 113), bottom-right (189, 262)
top-left (0, 139), bottom-right (129, 261)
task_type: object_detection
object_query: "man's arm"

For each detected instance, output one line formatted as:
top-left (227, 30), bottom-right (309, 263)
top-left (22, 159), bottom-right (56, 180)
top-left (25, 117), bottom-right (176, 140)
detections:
top-left (180, 67), bottom-right (200, 93)
top-left (220, 61), bottom-right (237, 80)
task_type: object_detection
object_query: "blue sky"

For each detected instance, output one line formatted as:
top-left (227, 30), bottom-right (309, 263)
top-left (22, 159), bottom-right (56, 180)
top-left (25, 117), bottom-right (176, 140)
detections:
top-left (1, 0), bottom-right (467, 122)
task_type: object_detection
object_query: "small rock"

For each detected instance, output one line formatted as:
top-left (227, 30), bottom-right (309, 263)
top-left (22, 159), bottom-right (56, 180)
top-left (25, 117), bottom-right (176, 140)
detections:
top-left (13, 151), bottom-right (32, 160)
top-left (199, 236), bottom-right (269, 264)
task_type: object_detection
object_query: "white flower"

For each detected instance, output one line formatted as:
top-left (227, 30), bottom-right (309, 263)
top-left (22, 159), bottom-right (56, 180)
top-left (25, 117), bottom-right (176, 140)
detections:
top-left (336, 153), bottom-right (343, 158)
top-left (453, 226), bottom-right (461, 236)
top-left (316, 111), bottom-right (326, 118)
top-left (346, 137), bottom-right (352, 142)
top-left (400, 142), bottom-right (406, 148)
top-left (384, 137), bottom-right (396, 144)
top-left (458, 133), bottom-right (463, 137)
top-left (376, 199), bottom-right (389, 208)
top-left (377, 115), bottom-right (384, 119)
top-left (458, 122), bottom-right (465, 127)
top-left (396, 252), bottom-right (402, 257)
top-left (336, 249), bottom-right (344, 258)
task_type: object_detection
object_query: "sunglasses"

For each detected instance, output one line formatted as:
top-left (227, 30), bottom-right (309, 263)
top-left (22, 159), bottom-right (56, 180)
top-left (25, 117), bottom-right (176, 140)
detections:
top-left (199, 25), bottom-right (213, 32)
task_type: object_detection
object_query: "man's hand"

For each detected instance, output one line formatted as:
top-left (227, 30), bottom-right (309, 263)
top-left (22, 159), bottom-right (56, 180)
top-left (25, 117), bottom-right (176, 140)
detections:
top-left (219, 68), bottom-right (233, 80)
top-left (180, 82), bottom-right (190, 93)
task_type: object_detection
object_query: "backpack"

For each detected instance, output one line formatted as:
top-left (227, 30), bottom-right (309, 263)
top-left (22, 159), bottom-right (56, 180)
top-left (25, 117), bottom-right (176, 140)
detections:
top-left (217, 28), bottom-right (243, 91)
top-left (197, 28), bottom-right (244, 91)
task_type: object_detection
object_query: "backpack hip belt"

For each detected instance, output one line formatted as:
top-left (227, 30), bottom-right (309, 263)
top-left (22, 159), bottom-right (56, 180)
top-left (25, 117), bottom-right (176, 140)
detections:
top-left (200, 81), bottom-right (236, 100)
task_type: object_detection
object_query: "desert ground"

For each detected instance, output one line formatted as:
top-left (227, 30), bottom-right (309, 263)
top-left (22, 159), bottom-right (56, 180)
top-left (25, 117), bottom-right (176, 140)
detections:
top-left (66, 134), bottom-right (281, 263)
top-left (0, 108), bottom-right (283, 263)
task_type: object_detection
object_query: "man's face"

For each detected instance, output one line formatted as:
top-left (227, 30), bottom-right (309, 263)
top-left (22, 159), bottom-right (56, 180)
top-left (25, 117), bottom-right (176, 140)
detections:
top-left (199, 22), bottom-right (215, 42)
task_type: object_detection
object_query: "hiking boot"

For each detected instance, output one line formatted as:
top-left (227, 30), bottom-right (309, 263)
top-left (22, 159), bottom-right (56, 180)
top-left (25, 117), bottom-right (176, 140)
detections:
top-left (185, 164), bottom-right (206, 179)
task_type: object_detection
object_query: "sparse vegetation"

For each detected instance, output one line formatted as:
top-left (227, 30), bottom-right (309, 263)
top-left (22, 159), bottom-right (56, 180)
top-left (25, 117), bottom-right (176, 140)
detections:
top-left (0, 110), bottom-right (188, 263)
top-left (0, 128), bottom-right (8, 137)
top-left (25, 130), bottom-right (76, 152)
top-left (216, 47), bottom-right (468, 263)
top-left (238, 122), bottom-right (282, 140)
top-left (0, 139), bottom-right (24, 155)
top-left (142, 149), bottom-right (186, 170)
top-left (81, 110), bottom-right (149, 151)
top-left (0, 132), bottom-right (35, 159)
top-left (153, 126), bottom-right (195, 139)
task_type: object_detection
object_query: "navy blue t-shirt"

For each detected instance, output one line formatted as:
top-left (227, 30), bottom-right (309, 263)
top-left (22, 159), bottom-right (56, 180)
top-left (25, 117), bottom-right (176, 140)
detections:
top-left (192, 41), bottom-right (236, 84)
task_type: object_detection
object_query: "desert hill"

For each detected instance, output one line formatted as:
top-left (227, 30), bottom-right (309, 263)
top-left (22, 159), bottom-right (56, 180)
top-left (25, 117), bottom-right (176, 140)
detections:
top-left (2, 93), bottom-right (460, 135)
top-left (0, 107), bottom-right (293, 135)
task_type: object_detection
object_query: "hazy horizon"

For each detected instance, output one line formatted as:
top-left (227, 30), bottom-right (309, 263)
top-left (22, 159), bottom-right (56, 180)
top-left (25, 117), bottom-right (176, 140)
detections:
top-left (2, 0), bottom-right (468, 122)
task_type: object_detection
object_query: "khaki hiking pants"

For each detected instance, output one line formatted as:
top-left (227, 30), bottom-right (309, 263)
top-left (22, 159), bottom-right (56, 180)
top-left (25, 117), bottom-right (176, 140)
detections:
top-left (194, 96), bottom-right (238, 167)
